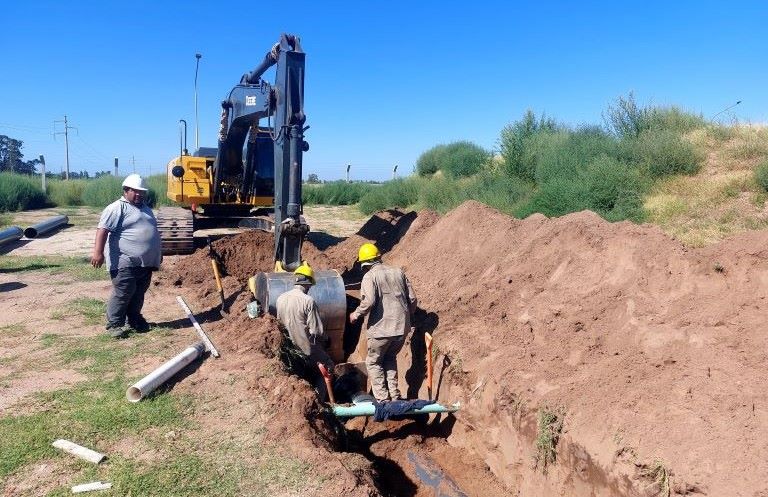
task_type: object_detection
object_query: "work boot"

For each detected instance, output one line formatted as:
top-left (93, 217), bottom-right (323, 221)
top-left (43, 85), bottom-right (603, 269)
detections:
top-left (106, 325), bottom-right (129, 339)
top-left (128, 319), bottom-right (151, 333)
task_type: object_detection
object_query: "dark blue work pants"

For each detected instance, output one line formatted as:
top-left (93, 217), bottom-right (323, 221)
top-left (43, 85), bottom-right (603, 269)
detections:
top-left (107, 267), bottom-right (152, 328)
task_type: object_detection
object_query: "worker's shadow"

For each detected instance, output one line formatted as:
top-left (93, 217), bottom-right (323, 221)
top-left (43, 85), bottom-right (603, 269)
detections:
top-left (405, 308), bottom-right (439, 400)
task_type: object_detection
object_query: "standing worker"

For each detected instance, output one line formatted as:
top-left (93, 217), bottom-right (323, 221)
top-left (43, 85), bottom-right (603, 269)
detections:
top-left (276, 263), bottom-right (335, 395)
top-left (349, 243), bottom-right (417, 402)
top-left (90, 174), bottom-right (161, 339)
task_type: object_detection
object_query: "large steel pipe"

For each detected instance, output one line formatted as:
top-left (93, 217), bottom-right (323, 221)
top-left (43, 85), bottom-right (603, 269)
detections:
top-left (126, 342), bottom-right (205, 402)
top-left (23, 215), bottom-right (68, 238)
top-left (251, 269), bottom-right (347, 362)
top-left (0, 226), bottom-right (23, 247)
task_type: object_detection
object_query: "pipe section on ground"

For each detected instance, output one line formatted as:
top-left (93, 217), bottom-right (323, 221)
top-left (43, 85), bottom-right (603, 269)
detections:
top-left (332, 401), bottom-right (461, 418)
top-left (126, 341), bottom-right (206, 402)
top-left (23, 215), bottom-right (68, 238)
top-left (0, 226), bottom-right (23, 247)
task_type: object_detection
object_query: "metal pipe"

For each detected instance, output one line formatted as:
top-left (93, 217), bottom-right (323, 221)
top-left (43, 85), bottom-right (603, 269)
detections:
top-left (126, 342), bottom-right (205, 402)
top-left (23, 215), bottom-right (68, 238)
top-left (0, 226), bottom-right (23, 247)
top-left (332, 401), bottom-right (461, 418)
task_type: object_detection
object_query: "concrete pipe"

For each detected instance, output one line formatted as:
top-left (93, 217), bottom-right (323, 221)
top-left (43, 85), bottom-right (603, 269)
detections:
top-left (126, 341), bottom-right (205, 402)
top-left (251, 269), bottom-right (347, 363)
top-left (23, 215), bottom-right (68, 238)
top-left (0, 226), bottom-right (23, 247)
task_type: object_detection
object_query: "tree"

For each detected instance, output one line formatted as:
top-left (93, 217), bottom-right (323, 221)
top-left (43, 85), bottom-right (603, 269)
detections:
top-left (0, 134), bottom-right (40, 174)
top-left (307, 173), bottom-right (320, 184)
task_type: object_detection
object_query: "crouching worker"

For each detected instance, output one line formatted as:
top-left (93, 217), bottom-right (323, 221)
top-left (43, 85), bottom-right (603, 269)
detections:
top-left (349, 243), bottom-right (417, 402)
top-left (276, 262), bottom-right (335, 399)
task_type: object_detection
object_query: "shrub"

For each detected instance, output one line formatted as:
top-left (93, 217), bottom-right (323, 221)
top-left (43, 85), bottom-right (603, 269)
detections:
top-left (416, 144), bottom-right (448, 176)
top-left (603, 92), bottom-right (651, 138)
top-left (499, 110), bottom-right (561, 181)
top-left (517, 156), bottom-right (645, 222)
top-left (0, 172), bottom-right (48, 211)
top-left (303, 181), bottom-right (374, 206)
top-left (646, 107), bottom-right (707, 134)
top-left (47, 179), bottom-right (87, 206)
top-left (418, 176), bottom-right (463, 213)
top-left (440, 141), bottom-right (490, 179)
top-left (533, 128), bottom-right (618, 185)
top-left (621, 129), bottom-right (705, 178)
top-left (81, 175), bottom-right (123, 208)
top-left (464, 171), bottom-right (533, 215)
top-left (358, 178), bottom-right (419, 214)
top-left (754, 160), bottom-right (768, 192)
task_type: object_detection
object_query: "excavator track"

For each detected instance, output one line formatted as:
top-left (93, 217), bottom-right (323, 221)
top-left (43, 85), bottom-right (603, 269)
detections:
top-left (156, 207), bottom-right (195, 255)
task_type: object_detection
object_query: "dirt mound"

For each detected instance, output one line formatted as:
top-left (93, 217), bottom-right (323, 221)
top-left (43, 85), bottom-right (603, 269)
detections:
top-left (383, 200), bottom-right (768, 496)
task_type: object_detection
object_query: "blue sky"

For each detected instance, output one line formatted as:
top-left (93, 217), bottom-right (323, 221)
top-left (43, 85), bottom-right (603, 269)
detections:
top-left (1, 1), bottom-right (766, 181)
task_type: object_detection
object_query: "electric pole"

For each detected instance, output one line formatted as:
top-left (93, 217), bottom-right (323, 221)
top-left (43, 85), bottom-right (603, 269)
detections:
top-left (393, 164), bottom-right (398, 180)
top-left (53, 115), bottom-right (77, 180)
top-left (131, 155), bottom-right (136, 173)
top-left (114, 157), bottom-right (118, 176)
top-left (39, 155), bottom-right (46, 192)
top-left (346, 164), bottom-right (351, 183)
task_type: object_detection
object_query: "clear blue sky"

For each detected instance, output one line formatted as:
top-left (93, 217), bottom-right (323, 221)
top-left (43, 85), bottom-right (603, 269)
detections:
top-left (1, 1), bottom-right (766, 181)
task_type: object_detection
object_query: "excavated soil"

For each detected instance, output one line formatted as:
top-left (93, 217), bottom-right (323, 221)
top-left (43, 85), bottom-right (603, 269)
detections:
top-left (159, 201), bottom-right (768, 496)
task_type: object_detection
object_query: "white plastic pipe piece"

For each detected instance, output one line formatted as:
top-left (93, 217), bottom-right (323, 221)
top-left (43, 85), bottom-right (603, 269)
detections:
top-left (51, 439), bottom-right (106, 464)
top-left (72, 481), bottom-right (112, 493)
top-left (126, 342), bottom-right (205, 402)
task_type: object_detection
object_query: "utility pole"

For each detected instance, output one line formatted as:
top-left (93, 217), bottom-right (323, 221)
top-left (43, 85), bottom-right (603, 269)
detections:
top-left (393, 164), bottom-right (398, 180)
top-left (114, 157), bottom-right (118, 176)
top-left (39, 155), bottom-right (46, 192)
top-left (53, 115), bottom-right (77, 180)
top-left (346, 164), bottom-right (351, 183)
top-left (131, 155), bottom-right (136, 173)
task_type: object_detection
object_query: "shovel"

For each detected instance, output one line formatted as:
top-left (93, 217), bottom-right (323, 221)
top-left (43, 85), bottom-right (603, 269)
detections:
top-left (317, 362), bottom-right (336, 404)
top-left (207, 238), bottom-right (227, 315)
top-left (425, 332), bottom-right (433, 400)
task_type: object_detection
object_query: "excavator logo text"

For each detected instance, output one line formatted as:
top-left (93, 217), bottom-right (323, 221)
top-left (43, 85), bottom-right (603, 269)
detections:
top-left (246, 95), bottom-right (257, 106)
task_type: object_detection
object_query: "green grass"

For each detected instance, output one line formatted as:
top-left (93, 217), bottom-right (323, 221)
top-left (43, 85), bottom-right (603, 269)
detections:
top-left (303, 181), bottom-right (375, 206)
top-left (534, 407), bottom-right (564, 474)
top-left (0, 172), bottom-right (48, 212)
top-left (0, 256), bottom-right (109, 281)
top-left (69, 298), bottom-right (107, 325)
top-left (47, 179), bottom-right (87, 206)
top-left (81, 175), bottom-right (123, 208)
top-left (0, 212), bottom-right (12, 228)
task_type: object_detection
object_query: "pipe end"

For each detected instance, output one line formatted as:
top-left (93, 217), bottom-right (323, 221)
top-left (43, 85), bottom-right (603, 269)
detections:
top-left (23, 228), bottom-right (37, 238)
top-left (126, 387), bottom-right (143, 403)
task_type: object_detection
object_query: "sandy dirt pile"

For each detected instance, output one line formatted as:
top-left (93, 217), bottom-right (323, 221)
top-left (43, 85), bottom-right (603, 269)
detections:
top-left (381, 200), bottom-right (768, 496)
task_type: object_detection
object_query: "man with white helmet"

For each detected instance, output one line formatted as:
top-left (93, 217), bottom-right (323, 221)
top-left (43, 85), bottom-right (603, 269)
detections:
top-left (91, 174), bottom-right (161, 338)
top-left (349, 243), bottom-right (417, 401)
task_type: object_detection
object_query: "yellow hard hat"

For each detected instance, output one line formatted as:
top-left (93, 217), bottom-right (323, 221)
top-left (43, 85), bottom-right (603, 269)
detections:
top-left (358, 243), bottom-right (380, 263)
top-left (294, 262), bottom-right (315, 285)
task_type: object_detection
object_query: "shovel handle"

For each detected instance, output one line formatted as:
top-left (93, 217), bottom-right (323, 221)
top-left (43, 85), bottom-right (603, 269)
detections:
top-left (317, 362), bottom-right (336, 404)
top-left (425, 332), bottom-right (433, 399)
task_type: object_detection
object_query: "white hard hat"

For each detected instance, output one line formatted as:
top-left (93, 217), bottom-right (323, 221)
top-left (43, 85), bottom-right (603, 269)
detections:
top-left (122, 174), bottom-right (148, 191)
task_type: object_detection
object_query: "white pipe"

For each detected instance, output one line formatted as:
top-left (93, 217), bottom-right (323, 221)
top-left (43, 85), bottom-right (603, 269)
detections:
top-left (72, 481), bottom-right (112, 493)
top-left (52, 439), bottom-right (106, 464)
top-left (126, 342), bottom-right (205, 402)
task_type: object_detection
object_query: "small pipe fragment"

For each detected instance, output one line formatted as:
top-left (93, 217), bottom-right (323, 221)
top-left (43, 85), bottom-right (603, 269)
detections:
top-left (52, 439), bottom-right (106, 464)
top-left (0, 226), bottom-right (23, 247)
top-left (126, 342), bottom-right (205, 402)
top-left (72, 481), bottom-right (112, 493)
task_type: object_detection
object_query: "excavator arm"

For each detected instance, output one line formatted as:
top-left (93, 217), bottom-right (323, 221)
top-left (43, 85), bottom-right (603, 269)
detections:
top-left (215, 33), bottom-right (309, 271)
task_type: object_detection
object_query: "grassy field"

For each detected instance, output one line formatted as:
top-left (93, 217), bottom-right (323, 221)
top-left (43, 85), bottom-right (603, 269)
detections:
top-left (0, 256), bottom-right (318, 496)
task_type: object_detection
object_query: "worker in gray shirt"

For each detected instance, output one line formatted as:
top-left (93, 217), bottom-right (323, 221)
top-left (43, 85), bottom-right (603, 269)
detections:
top-left (90, 174), bottom-right (161, 338)
top-left (276, 262), bottom-right (334, 398)
top-left (350, 243), bottom-right (417, 401)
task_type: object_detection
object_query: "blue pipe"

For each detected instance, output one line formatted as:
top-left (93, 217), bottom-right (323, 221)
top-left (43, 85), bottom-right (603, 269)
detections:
top-left (332, 401), bottom-right (460, 418)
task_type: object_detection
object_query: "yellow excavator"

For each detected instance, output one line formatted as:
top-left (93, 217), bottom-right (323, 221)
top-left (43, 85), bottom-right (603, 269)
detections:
top-left (160, 33), bottom-right (347, 363)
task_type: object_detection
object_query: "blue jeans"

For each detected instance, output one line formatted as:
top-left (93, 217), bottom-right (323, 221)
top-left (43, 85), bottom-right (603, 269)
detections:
top-left (107, 267), bottom-right (152, 328)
